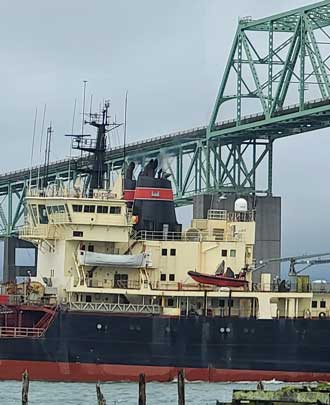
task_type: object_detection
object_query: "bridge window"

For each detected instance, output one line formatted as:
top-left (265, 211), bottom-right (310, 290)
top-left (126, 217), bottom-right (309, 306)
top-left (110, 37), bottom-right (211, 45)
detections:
top-left (230, 249), bottom-right (236, 257)
top-left (312, 300), bottom-right (317, 308)
top-left (97, 206), bottom-right (108, 214)
top-left (160, 274), bottom-right (166, 281)
top-left (109, 206), bottom-right (121, 214)
top-left (170, 249), bottom-right (176, 256)
top-left (221, 249), bottom-right (227, 257)
top-left (73, 231), bottom-right (83, 237)
top-left (72, 205), bottom-right (83, 212)
top-left (169, 274), bottom-right (175, 281)
top-left (38, 204), bottom-right (48, 224)
top-left (162, 249), bottom-right (167, 256)
top-left (84, 205), bottom-right (95, 213)
top-left (320, 301), bottom-right (326, 308)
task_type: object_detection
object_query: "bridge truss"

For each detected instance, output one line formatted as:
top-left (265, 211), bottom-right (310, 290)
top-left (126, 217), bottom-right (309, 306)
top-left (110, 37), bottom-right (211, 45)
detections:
top-left (1, 1), bottom-right (330, 237)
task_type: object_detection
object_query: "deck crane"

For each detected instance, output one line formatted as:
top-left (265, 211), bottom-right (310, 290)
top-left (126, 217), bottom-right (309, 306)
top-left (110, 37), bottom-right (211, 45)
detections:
top-left (256, 252), bottom-right (330, 276)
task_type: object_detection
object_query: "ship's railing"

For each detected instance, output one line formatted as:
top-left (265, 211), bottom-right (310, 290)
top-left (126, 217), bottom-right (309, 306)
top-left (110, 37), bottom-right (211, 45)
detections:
top-left (19, 224), bottom-right (59, 240)
top-left (132, 229), bottom-right (243, 242)
top-left (312, 282), bottom-right (330, 293)
top-left (88, 279), bottom-right (141, 289)
top-left (251, 282), bottom-right (312, 293)
top-left (19, 225), bottom-right (48, 238)
top-left (69, 301), bottom-right (161, 314)
top-left (0, 327), bottom-right (45, 338)
top-left (26, 186), bottom-right (117, 200)
top-left (207, 210), bottom-right (227, 220)
top-left (207, 209), bottom-right (256, 222)
top-left (151, 281), bottom-right (215, 291)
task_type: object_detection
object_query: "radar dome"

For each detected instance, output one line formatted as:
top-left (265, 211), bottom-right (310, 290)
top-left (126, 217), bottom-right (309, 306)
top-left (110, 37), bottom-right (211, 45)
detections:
top-left (234, 198), bottom-right (248, 212)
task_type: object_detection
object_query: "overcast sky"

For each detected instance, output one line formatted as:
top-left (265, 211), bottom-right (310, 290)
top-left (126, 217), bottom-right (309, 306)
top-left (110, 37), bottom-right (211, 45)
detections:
top-left (1, 0), bottom-right (330, 278)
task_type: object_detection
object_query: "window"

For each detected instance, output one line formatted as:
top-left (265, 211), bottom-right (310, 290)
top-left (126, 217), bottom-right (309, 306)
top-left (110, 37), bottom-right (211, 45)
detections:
top-left (97, 206), bottom-right (108, 214)
top-left (228, 299), bottom-right (234, 307)
top-left (86, 295), bottom-right (92, 303)
top-left (170, 249), bottom-right (176, 256)
top-left (52, 205), bottom-right (59, 214)
top-left (88, 245), bottom-right (94, 252)
top-left (38, 204), bottom-right (48, 224)
top-left (167, 298), bottom-right (174, 307)
top-left (169, 274), bottom-right (175, 281)
top-left (72, 205), bottom-right (83, 212)
top-left (219, 299), bottom-right (225, 308)
top-left (73, 231), bottom-right (83, 237)
top-left (312, 301), bottom-right (317, 308)
top-left (221, 249), bottom-right (228, 257)
top-left (84, 205), bottom-right (95, 213)
top-left (162, 249), bottom-right (167, 256)
top-left (230, 249), bottom-right (236, 258)
top-left (320, 301), bottom-right (326, 308)
top-left (109, 206), bottom-right (121, 214)
top-left (160, 274), bottom-right (166, 281)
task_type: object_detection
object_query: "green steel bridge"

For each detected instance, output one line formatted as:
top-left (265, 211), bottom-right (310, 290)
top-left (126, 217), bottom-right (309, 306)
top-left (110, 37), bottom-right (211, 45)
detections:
top-left (2, 0), bottom-right (330, 237)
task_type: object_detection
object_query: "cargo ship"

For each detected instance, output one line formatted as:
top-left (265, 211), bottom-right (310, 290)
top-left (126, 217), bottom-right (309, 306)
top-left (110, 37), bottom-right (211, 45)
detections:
top-left (1, 102), bottom-right (330, 382)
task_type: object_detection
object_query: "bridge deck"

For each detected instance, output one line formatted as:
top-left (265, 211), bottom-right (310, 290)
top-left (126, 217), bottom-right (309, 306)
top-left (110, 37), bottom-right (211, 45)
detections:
top-left (1, 96), bottom-right (330, 194)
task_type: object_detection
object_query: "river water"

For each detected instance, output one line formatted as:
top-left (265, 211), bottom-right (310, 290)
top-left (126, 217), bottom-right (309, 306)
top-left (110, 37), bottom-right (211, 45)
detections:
top-left (0, 380), bottom-right (301, 404)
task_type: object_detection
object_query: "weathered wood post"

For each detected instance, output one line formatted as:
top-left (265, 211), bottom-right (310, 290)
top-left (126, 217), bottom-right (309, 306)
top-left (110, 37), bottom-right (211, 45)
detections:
top-left (96, 382), bottom-right (106, 405)
top-left (178, 369), bottom-right (185, 405)
top-left (22, 369), bottom-right (29, 405)
top-left (138, 373), bottom-right (146, 405)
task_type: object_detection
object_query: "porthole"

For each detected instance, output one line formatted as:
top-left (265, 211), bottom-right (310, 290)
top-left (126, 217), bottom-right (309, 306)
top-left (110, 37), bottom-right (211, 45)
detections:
top-left (220, 327), bottom-right (225, 333)
top-left (226, 327), bottom-right (231, 333)
top-left (96, 323), bottom-right (102, 330)
top-left (165, 326), bottom-right (171, 333)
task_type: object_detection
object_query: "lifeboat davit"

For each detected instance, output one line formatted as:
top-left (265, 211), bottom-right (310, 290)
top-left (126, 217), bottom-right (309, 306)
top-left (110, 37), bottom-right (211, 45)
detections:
top-left (188, 271), bottom-right (248, 288)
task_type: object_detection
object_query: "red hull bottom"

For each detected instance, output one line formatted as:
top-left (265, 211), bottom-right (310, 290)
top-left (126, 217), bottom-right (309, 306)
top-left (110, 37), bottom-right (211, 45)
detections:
top-left (0, 360), bottom-right (329, 382)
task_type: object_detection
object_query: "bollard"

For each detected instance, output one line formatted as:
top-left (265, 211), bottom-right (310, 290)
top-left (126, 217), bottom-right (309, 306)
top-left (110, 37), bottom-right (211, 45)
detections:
top-left (178, 369), bottom-right (185, 405)
top-left (96, 382), bottom-right (106, 405)
top-left (22, 370), bottom-right (29, 405)
top-left (138, 373), bottom-right (146, 405)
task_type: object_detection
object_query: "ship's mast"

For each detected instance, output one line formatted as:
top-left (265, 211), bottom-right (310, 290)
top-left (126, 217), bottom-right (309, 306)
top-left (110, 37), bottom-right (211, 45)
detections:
top-left (69, 101), bottom-right (121, 197)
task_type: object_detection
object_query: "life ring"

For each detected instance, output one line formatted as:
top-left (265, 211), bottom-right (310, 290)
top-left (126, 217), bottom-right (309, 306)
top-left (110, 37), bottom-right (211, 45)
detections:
top-left (319, 312), bottom-right (326, 319)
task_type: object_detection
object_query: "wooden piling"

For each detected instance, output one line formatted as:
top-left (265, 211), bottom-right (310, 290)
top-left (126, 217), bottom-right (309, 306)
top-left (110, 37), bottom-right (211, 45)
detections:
top-left (178, 369), bottom-right (185, 405)
top-left (138, 373), bottom-right (146, 405)
top-left (22, 369), bottom-right (29, 405)
top-left (96, 382), bottom-right (106, 405)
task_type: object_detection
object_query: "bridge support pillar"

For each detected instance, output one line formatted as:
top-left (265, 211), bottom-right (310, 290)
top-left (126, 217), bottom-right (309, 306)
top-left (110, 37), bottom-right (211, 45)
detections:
top-left (3, 236), bottom-right (38, 283)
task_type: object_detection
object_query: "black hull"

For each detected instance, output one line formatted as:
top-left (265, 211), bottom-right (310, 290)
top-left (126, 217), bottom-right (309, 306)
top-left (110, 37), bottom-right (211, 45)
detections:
top-left (0, 311), bottom-right (329, 381)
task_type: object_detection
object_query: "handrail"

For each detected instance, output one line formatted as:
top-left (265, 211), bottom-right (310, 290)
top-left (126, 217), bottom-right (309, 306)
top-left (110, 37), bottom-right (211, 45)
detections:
top-left (0, 326), bottom-right (45, 338)
top-left (70, 302), bottom-right (161, 314)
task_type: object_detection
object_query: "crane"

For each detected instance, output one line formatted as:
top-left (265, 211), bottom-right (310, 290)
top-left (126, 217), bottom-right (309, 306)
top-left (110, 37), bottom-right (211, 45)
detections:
top-left (255, 252), bottom-right (330, 276)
